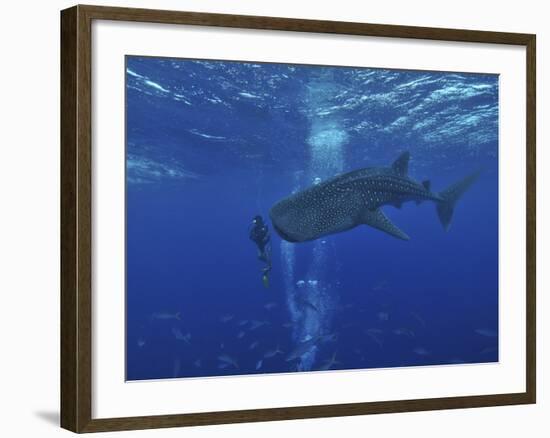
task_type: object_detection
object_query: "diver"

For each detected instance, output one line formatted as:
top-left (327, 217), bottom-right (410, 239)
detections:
top-left (249, 215), bottom-right (272, 288)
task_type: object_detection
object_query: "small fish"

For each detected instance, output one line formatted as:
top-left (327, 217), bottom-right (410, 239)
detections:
top-left (413, 347), bottom-right (430, 356)
top-left (193, 359), bottom-right (202, 368)
top-left (296, 280), bottom-right (306, 288)
top-left (282, 322), bottom-right (294, 329)
top-left (172, 327), bottom-right (191, 344)
top-left (392, 328), bottom-right (415, 338)
top-left (296, 295), bottom-right (319, 313)
top-left (286, 334), bottom-right (335, 362)
top-left (366, 329), bottom-right (383, 348)
top-left (264, 302), bottom-right (278, 311)
top-left (218, 354), bottom-right (239, 369)
top-left (249, 320), bottom-right (269, 330)
top-left (319, 351), bottom-right (340, 371)
top-left (151, 311), bottom-right (181, 321)
top-left (410, 311), bottom-right (426, 327)
top-left (475, 328), bottom-right (498, 337)
top-left (256, 359), bottom-right (263, 370)
top-left (264, 345), bottom-right (284, 358)
top-left (238, 319), bottom-right (249, 327)
top-left (220, 314), bottom-right (234, 323)
top-left (237, 331), bottom-right (246, 339)
top-left (301, 299), bottom-right (319, 313)
top-left (137, 338), bottom-right (146, 348)
top-left (377, 311), bottom-right (389, 321)
top-left (307, 280), bottom-right (319, 287)
top-left (249, 341), bottom-right (260, 350)
top-left (286, 337), bottom-right (318, 362)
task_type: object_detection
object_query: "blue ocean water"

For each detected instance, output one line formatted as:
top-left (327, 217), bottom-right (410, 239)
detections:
top-left (125, 56), bottom-right (499, 381)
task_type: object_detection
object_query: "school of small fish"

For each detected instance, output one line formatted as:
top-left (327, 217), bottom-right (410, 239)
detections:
top-left (134, 277), bottom-right (497, 378)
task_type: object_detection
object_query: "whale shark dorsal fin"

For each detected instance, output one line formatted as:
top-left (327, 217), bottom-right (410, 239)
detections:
top-left (392, 151), bottom-right (410, 176)
top-left (362, 208), bottom-right (410, 240)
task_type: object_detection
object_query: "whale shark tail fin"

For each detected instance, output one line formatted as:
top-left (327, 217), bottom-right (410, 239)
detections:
top-left (436, 170), bottom-right (481, 231)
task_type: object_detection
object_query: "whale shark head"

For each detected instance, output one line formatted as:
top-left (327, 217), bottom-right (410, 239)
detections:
top-left (269, 181), bottom-right (360, 243)
top-left (269, 201), bottom-right (305, 242)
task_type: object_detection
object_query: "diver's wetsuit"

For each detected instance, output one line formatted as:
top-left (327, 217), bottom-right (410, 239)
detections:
top-left (249, 215), bottom-right (272, 287)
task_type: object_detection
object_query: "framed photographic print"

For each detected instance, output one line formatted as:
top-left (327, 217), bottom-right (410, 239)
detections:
top-left (60, 5), bottom-right (536, 433)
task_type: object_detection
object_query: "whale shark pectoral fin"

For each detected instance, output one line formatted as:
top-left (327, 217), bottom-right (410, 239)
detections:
top-left (361, 208), bottom-right (410, 241)
top-left (391, 151), bottom-right (410, 176)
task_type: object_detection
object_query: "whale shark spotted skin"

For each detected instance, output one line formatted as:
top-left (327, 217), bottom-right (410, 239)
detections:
top-left (270, 152), bottom-right (479, 243)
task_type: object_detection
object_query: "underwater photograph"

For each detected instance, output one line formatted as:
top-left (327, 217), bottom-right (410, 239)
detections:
top-left (125, 56), bottom-right (499, 381)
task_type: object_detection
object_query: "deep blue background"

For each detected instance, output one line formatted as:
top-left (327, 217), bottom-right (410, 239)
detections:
top-left (125, 57), bottom-right (499, 380)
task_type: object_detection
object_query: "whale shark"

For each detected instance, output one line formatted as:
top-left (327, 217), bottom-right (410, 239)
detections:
top-left (270, 152), bottom-right (479, 243)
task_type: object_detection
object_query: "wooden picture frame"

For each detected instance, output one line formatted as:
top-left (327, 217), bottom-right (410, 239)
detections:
top-left (60, 4), bottom-right (536, 433)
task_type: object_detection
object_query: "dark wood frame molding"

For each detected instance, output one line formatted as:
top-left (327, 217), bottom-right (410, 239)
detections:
top-left (61, 4), bottom-right (536, 433)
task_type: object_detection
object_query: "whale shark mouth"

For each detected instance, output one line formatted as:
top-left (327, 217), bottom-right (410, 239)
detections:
top-left (273, 222), bottom-right (299, 243)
